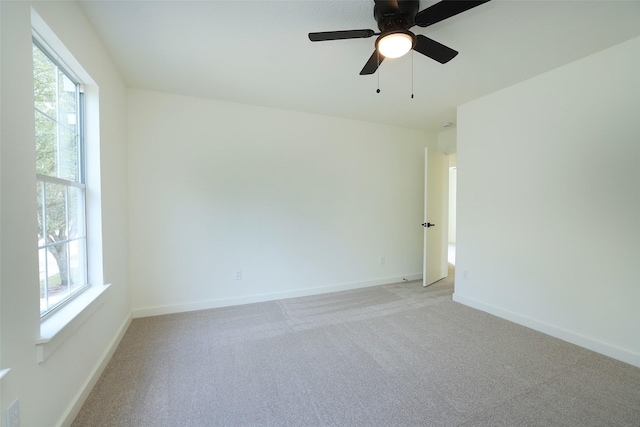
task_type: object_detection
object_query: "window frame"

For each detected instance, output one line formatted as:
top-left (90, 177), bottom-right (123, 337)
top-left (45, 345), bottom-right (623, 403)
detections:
top-left (33, 35), bottom-right (90, 318)
top-left (31, 8), bottom-right (110, 364)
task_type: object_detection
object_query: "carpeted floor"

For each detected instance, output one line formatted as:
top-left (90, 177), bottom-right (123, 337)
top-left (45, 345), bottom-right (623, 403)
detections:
top-left (73, 271), bottom-right (640, 426)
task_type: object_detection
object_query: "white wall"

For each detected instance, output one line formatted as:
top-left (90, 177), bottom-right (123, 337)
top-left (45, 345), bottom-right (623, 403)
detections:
top-left (0, 2), bottom-right (130, 426)
top-left (455, 36), bottom-right (640, 367)
top-left (437, 128), bottom-right (456, 155)
top-left (128, 89), bottom-right (434, 316)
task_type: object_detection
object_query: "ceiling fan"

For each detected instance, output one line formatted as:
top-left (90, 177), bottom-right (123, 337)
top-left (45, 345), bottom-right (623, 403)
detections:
top-left (308, 0), bottom-right (491, 75)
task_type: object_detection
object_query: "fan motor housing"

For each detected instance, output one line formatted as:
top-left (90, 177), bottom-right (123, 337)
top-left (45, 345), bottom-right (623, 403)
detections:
top-left (374, 0), bottom-right (419, 31)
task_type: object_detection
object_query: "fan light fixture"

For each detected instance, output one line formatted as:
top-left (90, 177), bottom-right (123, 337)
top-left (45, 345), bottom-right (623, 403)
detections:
top-left (376, 31), bottom-right (414, 58)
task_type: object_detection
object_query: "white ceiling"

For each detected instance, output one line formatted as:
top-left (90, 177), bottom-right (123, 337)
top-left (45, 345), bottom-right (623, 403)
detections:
top-left (79, 0), bottom-right (640, 132)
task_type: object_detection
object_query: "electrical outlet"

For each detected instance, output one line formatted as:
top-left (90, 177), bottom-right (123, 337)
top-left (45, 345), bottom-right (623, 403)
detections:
top-left (235, 271), bottom-right (242, 280)
top-left (6, 399), bottom-right (19, 427)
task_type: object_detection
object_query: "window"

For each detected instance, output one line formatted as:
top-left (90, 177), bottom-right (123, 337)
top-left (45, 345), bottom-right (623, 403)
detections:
top-left (33, 38), bottom-right (88, 317)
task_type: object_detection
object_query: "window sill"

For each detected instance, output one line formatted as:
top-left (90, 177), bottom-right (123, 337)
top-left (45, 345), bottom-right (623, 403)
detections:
top-left (36, 283), bottom-right (111, 363)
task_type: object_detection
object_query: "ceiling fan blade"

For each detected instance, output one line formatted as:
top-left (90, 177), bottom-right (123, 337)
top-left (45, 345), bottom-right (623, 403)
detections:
top-left (414, 0), bottom-right (490, 28)
top-left (360, 50), bottom-right (385, 75)
top-left (413, 34), bottom-right (458, 64)
top-left (309, 30), bottom-right (375, 42)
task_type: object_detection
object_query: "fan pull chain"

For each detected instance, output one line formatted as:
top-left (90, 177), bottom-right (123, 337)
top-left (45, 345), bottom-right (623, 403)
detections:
top-left (376, 51), bottom-right (381, 94)
top-left (411, 50), bottom-right (414, 99)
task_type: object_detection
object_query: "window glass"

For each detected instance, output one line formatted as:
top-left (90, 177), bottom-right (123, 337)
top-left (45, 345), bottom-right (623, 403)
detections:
top-left (33, 40), bottom-right (88, 316)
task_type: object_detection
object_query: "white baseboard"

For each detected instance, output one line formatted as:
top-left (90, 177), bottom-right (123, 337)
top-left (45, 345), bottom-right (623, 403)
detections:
top-left (58, 313), bottom-right (133, 427)
top-left (452, 293), bottom-right (640, 368)
top-left (133, 274), bottom-right (423, 318)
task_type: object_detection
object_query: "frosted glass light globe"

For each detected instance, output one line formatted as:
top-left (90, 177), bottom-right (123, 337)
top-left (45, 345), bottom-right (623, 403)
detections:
top-left (377, 33), bottom-right (413, 58)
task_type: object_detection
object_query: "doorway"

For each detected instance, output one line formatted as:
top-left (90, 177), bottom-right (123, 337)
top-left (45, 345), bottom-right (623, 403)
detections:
top-left (423, 148), bottom-right (448, 287)
top-left (423, 149), bottom-right (456, 289)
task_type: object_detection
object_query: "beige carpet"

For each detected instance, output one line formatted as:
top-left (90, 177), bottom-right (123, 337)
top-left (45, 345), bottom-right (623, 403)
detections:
top-left (73, 272), bottom-right (640, 426)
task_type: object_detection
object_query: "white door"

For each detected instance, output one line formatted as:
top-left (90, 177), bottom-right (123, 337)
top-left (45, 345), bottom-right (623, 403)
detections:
top-left (423, 148), bottom-right (449, 287)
